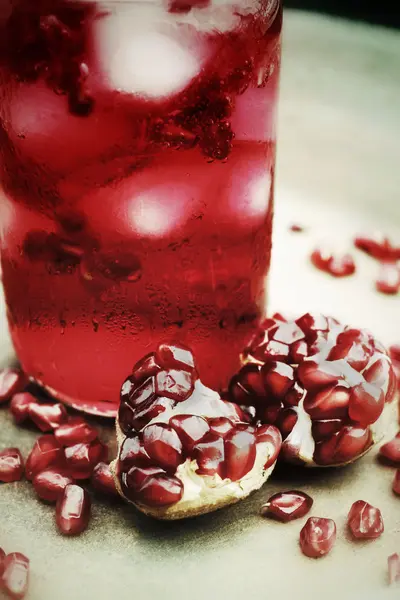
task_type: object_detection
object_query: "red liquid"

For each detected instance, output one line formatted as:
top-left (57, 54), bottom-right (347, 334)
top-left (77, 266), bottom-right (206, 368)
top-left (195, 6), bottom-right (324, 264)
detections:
top-left (0, 0), bottom-right (281, 415)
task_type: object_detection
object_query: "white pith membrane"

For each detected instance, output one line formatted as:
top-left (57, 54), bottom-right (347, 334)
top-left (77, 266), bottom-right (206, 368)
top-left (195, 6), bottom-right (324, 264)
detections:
top-left (245, 318), bottom-right (399, 467)
top-left (111, 381), bottom-right (280, 520)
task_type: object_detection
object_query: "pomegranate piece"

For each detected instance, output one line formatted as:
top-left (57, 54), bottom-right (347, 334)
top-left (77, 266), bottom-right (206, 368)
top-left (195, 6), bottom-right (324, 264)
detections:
top-left (224, 428), bottom-right (256, 481)
top-left (378, 433), bottom-right (400, 465)
top-left (311, 249), bottom-right (356, 278)
top-left (261, 490), bottom-right (313, 522)
top-left (56, 484), bottom-right (91, 536)
top-left (193, 433), bottom-right (225, 477)
top-left (299, 517), bottom-right (336, 558)
top-left (64, 439), bottom-right (108, 479)
top-left (25, 435), bottom-right (64, 480)
top-left (375, 262), bottom-right (400, 295)
top-left (33, 468), bottom-right (74, 503)
top-left (393, 470), bottom-right (400, 496)
top-left (1, 552), bottom-right (30, 599)
top-left (169, 415), bottom-right (210, 452)
top-left (9, 392), bottom-right (35, 425)
top-left (91, 462), bottom-right (118, 497)
top-left (28, 402), bottom-right (67, 432)
top-left (347, 500), bottom-right (384, 539)
top-left (142, 423), bottom-right (183, 471)
top-left (54, 416), bottom-right (98, 446)
top-left (354, 232), bottom-right (400, 261)
top-left (388, 553), bottom-right (400, 585)
top-left (135, 473), bottom-right (184, 508)
top-left (0, 368), bottom-right (27, 404)
top-left (0, 448), bottom-right (24, 483)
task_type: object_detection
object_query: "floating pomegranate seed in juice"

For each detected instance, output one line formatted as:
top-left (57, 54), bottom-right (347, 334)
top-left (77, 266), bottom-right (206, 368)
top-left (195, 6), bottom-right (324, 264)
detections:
top-left (0, 0), bottom-right (282, 415)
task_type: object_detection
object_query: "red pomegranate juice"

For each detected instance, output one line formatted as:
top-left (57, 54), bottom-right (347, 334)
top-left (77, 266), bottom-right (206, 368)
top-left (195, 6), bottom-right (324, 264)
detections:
top-left (0, 0), bottom-right (282, 415)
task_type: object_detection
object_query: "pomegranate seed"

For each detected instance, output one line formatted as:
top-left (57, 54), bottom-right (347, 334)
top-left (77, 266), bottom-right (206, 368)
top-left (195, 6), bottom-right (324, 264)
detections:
top-left (28, 402), bottom-right (67, 432)
top-left (297, 361), bottom-right (342, 391)
top-left (124, 376), bottom-right (157, 409)
top-left (262, 362), bottom-right (295, 399)
top-left (379, 433), bottom-right (400, 465)
top-left (193, 433), bottom-right (225, 477)
top-left (389, 345), bottom-right (400, 363)
top-left (290, 223), bottom-right (304, 232)
top-left (208, 417), bottom-right (235, 437)
top-left (155, 369), bottom-right (194, 401)
top-left (229, 363), bottom-right (265, 406)
top-left (130, 353), bottom-right (161, 385)
top-left (0, 547), bottom-right (5, 577)
top-left (354, 233), bottom-right (399, 261)
top-left (259, 402), bottom-right (282, 424)
top-left (284, 382), bottom-right (304, 406)
top-left (9, 393), bottom-right (35, 425)
top-left (64, 439), bottom-right (108, 479)
top-left (56, 484), bottom-right (91, 536)
top-left (224, 428), bottom-right (256, 481)
top-left (135, 473), bottom-right (183, 507)
top-left (118, 434), bottom-right (151, 473)
top-left (304, 385), bottom-right (350, 419)
top-left (393, 470), bottom-right (400, 496)
top-left (347, 500), bottom-right (384, 539)
top-left (310, 248), bottom-right (331, 272)
top-left (256, 424), bottom-right (282, 468)
top-left (142, 423), bottom-right (183, 471)
top-left (311, 419), bottom-right (343, 442)
top-left (276, 408), bottom-right (298, 439)
top-left (307, 331), bottom-right (329, 356)
top-left (157, 343), bottom-right (196, 372)
top-left (328, 341), bottom-right (370, 371)
top-left (348, 382), bottom-right (384, 426)
top-left (261, 491), bottom-right (313, 522)
top-left (376, 262), bottom-right (400, 295)
top-left (91, 462), bottom-right (118, 497)
top-left (314, 426), bottom-right (372, 465)
top-left (122, 466), bottom-right (166, 497)
top-left (290, 340), bottom-right (309, 363)
top-left (388, 553), bottom-right (400, 585)
top-left (1, 552), bottom-right (30, 599)
top-left (32, 468), bottom-right (74, 503)
top-left (0, 368), bottom-right (27, 404)
top-left (169, 415), bottom-right (210, 452)
top-left (0, 448), bottom-right (24, 483)
top-left (364, 357), bottom-right (392, 388)
top-left (311, 249), bottom-right (356, 278)
top-left (272, 322), bottom-right (305, 345)
top-left (299, 517), bottom-right (337, 558)
top-left (295, 313), bottom-right (328, 334)
top-left (54, 417), bottom-right (98, 446)
top-left (25, 435), bottom-right (63, 480)
top-left (118, 402), bottom-right (137, 435)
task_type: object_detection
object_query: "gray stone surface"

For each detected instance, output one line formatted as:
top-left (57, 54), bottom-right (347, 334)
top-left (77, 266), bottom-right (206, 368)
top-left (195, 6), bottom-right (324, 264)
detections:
top-left (1, 10), bottom-right (400, 600)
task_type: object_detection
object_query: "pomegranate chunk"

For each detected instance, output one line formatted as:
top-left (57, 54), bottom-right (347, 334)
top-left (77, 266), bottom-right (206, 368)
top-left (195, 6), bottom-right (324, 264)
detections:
top-left (54, 417), bottom-right (98, 446)
top-left (33, 468), bottom-right (74, 503)
top-left (91, 462), bottom-right (118, 497)
top-left (299, 517), bottom-right (336, 558)
top-left (9, 393), bottom-right (35, 425)
top-left (1, 552), bottom-right (30, 599)
top-left (28, 402), bottom-right (67, 432)
top-left (224, 428), bottom-right (256, 481)
top-left (388, 553), bottom-right (400, 585)
top-left (347, 500), bottom-right (384, 539)
top-left (25, 435), bottom-right (63, 480)
top-left (375, 262), bottom-right (400, 295)
top-left (0, 368), bottom-right (27, 404)
top-left (0, 448), bottom-right (24, 483)
top-left (378, 433), bottom-right (400, 465)
top-left (64, 439), bottom-right (108, 479)
top-left (56, 484), bottom-right (91, 535)
top-left (261, 490), bottom-right (313, 522)
top-left (142, 423), bottom-right (183, 471)
top-left (392, 470), bottom-right (400, 496)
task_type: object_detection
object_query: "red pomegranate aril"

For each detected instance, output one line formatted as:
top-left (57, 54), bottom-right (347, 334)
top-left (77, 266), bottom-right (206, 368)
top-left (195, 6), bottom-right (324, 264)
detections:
top-left (64, 439), bottom-right (108, 479)
top-left (354, 233), bottom-right (394, 260)
top-left (131, 353), bottom-right (161, 385)
top-left (157, 343), bottom-right (196, 373)
top-left (119, 434), bottom-right (151, 472)
top-left (376, 262), bottom-right (400, 295)
top-left (224, 429), bottom-right (256, 481)
top-left (388, 553), bottom-right (400, 585)
top-left (290, 340), bottom-right (309, 363)
top-left (347, 500), bottom-right (384, 539)
top-left (276, 409), bottom-right (298, 440)
top-left (91, 462), bottom-right (118, 497)
top-left (130, 396), bottom-right (176, 432)
top-left (304, 385), bottom-right (350, 420)
top-left (364, 357), bottom-right (392, 388)
top-left (135, 473), bottom-right (183, 507)
top-left (25, 435), bottom-right (63, 480)
top-left (169, 415), bottom-right (210, 451)
top-left (261, 490), bottom-right (313, 522)
top-left (9, 393), bottom-right (35, 425)
top-left (307, 331), bottom-right (329, 356)
top-left (328, 342), bottom-right (370, 371)
top-left (348, 382), bottom-right (385, 426)
top-left (0, 447), bottom-right (24, 482)
top-left (142, 423), bottom-right (183, 471)
top-left (1, 552), bottom-right (30, 599)
top-left (123, 466), bottom-right (165, 495)
top-left (299, 517), bottom-right (337, 558)
top-left (0, 368), bottom-right (27, 404)
top-left (155, 369), bottom-right (194, 401)
top-left (378, 434), bottom-right (400, 465)
top-left (328, 254), bottom-right (356, 277)
top-left (314, 426), bottom-right (371, 465)
top-left (193, 433), bottom-right (225, 477)
top-left (54, 417), bottom-right (98, 446)
top-left (56, 484), bottom-right (91, 536)
top-left (238, 363), bottom-right (267, 397)
top-left (297, 361), bottom-right (342, 391)
top-left (33, 468), bottom-right (74, 503)
top-left (126, 376), bottom-right (157, 409)
top-left (312, 419), bottom-right (343, 442)
top-left (259, 402), bottom-right (283, 425)
top-left (389, 345), bottom-right (400, 363)
top-left (256, 424), bottom-right (282, 468)
top-left (310, 248), bottom-right (331, 272)
top-left (118, 401), bottom-right (137, 435)
top-left (393, 470), bottom-right (400, 496)
top-left (262, 362), bottom-right (295, 399)
top-left (208, 417), bottom-right (235, 437)
top-left (296, 313), bottom-right (328, 334)
top-left (28, 402), bottom-right (67, 432)
top-left (262, 340), bottom-right (290, 362)
top-left (290, 223), bottom-right (304, 232)
top-left (284, 382), bottom-right (304, 406)
top-left (272, 322), bottom-right (305, 345)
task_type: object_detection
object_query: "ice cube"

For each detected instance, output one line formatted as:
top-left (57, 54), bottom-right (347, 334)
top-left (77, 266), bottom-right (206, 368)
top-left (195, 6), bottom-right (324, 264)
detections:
top-left (96, 5), bottom-right (208, 100)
